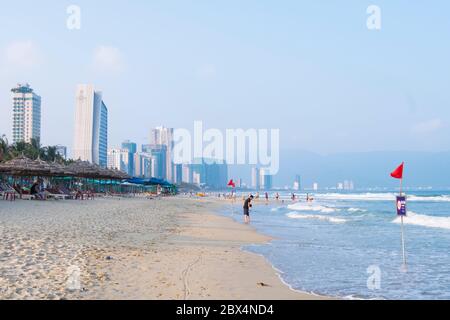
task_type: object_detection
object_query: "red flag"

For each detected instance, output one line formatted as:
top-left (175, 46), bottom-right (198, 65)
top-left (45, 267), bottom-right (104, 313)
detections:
top-left (390, 162), bottom-right (404, 179)
top-left (227, 179), bottom-right (236, 188)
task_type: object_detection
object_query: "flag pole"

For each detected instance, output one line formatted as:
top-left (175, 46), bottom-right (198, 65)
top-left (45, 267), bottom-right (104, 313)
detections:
top-left (231, 187), bottom-right (235, 215)
top-left (399, 177), bottom-right (407, 268)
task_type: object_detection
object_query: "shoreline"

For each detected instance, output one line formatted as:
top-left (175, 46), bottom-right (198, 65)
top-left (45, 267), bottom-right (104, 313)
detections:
top-left (167, 197), bottom-right (329, 300)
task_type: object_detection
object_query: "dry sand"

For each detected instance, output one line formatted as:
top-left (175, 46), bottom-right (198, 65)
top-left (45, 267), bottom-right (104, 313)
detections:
top-left (0, 197), bottom-right (323, 300)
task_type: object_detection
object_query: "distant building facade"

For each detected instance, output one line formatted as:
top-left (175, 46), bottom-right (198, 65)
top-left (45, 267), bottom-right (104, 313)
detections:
top-left (73, 84), bottom-right (108, 167)
top-left (150, 126), bottom-right (174, 182)
top-left (251, 167), bottom-right (260, 190)
top-left (259, 169), bottom-right (273, 190)
top-left (184, 158), bottom-right (228, 188)
top-left (142, 144), bottom-right (167, 180)
top-left (107, 148), bottom-right (129, 173)
top-left (55, 145), bottom-right (67, 160)
top-left (11, 83), bottom-right (41, 144)
top-left (121, 140), bottom-right (137, 176)
top-left (293, 175), bottom-right (301, 191)
top-left (134, 152), bottom-right (152, 178)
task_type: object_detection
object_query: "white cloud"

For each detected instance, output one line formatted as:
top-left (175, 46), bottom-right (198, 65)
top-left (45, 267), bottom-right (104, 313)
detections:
top-left (92, 46), bottom-right (124, 73)
top-left (412, 119), bottom-right (443, 134)
top-left (4, 40), bottom-right (41, 69)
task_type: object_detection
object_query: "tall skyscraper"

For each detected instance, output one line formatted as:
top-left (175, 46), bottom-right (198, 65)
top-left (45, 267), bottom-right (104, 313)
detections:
top-left (182, 163), bottom-right (192, 183)
top-left (173, 164), bottom-right (183, 184)
top-left (133, 152), bottom-right (152, 178)
top-left (73, 84), bottom-right (108, 167)
top-left (150, 126), bottom-right (174, 182)
top-left (143, 144), bottom-right (167, 180)
top-left (121, 140), bottom-right (137, 176)
top-left (107, 148), bottom-right (130, 173)
top-left (11, 83), bottom-right (41, 144)
top-left (293, 175), bottom-right (301, 191)
top-left (251, 167), bottom-right (260, 190)
top-left (260, 168), bottom-right (273, 191)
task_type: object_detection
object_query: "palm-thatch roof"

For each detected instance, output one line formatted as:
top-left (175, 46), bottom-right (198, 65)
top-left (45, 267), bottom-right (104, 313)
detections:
top-left (0, 155), bottom-right (51, 176)
top-left (0, 156), bottom-right (128, 180)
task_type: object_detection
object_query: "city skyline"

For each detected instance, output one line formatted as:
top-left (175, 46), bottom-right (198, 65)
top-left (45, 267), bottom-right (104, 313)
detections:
top-left (1, 1), bottom-right (449, 155)
top-left (1, 1), bottom-right (450, 187)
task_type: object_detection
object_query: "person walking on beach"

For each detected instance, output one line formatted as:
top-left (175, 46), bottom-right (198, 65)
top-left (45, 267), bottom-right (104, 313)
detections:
top-left (243, 195), bottom-right (254, 224)
top-left (275, 192), bottom-right (280, 201)
top-left (265, 192), bottom-right (269, 203)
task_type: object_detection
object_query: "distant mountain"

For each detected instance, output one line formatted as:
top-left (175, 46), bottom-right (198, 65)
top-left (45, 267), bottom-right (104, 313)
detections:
top-left (228, 150), bottom-right (450, 189)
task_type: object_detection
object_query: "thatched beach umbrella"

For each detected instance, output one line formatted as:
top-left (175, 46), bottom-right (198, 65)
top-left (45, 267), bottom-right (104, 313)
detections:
top-left (47, 160), bottom-right (75, 177)
top-left (66, 160), bottom-right (101, 178)
top-left (0, 155), bottom-right (51, 177)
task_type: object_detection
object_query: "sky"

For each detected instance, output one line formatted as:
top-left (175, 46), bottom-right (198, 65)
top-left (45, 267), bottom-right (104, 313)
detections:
top-left (0, 1), bottom-right (449, 185)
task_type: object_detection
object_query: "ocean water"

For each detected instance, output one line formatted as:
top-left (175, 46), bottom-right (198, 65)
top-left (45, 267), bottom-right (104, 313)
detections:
top-left (220, 191), bottom-right (450, 300)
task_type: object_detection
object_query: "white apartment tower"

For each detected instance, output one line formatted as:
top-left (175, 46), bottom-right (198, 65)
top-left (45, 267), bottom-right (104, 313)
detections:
top-left (11, 83), bottom-right (41, 144)
top-left (73, 84), bottom-right (108, 167)
top-left (107, 148), bottom-right (130, 173)
top-left (251, 167), bottom-right (260, 190)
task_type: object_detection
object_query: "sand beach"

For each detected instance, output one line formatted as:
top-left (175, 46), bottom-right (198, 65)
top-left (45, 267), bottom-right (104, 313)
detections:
top-left (0, 197), bottom-right (321, 300)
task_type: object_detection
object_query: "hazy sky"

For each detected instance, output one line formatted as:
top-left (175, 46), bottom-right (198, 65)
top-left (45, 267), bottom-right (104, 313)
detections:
top-left (1, 0), bottom-right (449, 157)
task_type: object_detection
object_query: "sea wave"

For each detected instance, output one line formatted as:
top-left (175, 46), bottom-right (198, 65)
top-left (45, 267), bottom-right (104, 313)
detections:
top-left (348, 207), bottom-right (367, 213)
top-left (287, 203), bottom-right (339, 213)
top-left (287, 212), bottom-right (346, 224)
top-left (393, 211), bottom-right (450, 230)
top-left (318, 193), bottom-right (450, 202)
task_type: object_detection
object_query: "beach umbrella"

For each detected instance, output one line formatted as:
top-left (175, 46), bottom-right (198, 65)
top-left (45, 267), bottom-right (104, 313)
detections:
top-left (0, 155), bottom-right (51, 177)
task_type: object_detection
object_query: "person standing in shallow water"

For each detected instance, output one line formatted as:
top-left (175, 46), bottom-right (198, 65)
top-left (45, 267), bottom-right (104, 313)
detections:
top-left (243, 195), bottom-right (254, 224)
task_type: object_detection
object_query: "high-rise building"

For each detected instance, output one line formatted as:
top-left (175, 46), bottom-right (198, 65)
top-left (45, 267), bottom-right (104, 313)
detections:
top-left (121, 140), bottom-right (137, 176)
top-left (134, 152), bottom-right (152, 178)
top-left (55, 145), bottom-right (67, 160)
top-left (182, 163), bottom-right (192, 183)
top-left (11, 83), bottom-right (41, 144)
top-left (173, 164), bottom-right (183, 184)
top-left (182, 158), bottom-right (228, 188)
top-left (313, 183), bottom-right (319, 191)
top-left (150, 126), bottom-right (174, 182)
top-left (293, 175), bottom-right (301, 191)
top-left (143, 144), bottom-right (167, 180)
top-left (121, 140), bottom-right (137, 154)
top-left (260, 169), bottom-right (273, 191)
top-left (107, 148), bottom-right (129, 173)
top-left (251, 167), bottom-right (260, 190)
top-left (73, 84), bottom-right (108, 167)
top-left (193, 171), bottom-right (201, 185)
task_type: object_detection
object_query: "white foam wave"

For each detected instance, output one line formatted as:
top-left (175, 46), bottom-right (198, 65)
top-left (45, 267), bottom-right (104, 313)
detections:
top-left (393, 211), bottom-right (450, 230)
top-left (287, 203), bottom-right (339, 213)
top-left (408, 195), bottom-right (450, 202)
top-left (318, 193), bottom-right (450, 202)
top-left (287, 212), bottom-right (346, 224)
top-left (348, 208), bottom-right (367, 213)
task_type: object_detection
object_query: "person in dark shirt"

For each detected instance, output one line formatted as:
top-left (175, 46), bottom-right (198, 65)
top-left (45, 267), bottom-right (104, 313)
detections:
top-left (243, 195), bottom-right (254, 224)
top-left (30, 182), bottom-right (39, 195)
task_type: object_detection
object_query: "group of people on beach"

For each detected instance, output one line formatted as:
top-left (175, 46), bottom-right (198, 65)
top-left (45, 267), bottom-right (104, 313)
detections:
top-left (241, 192), bottom-right (314, 224)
